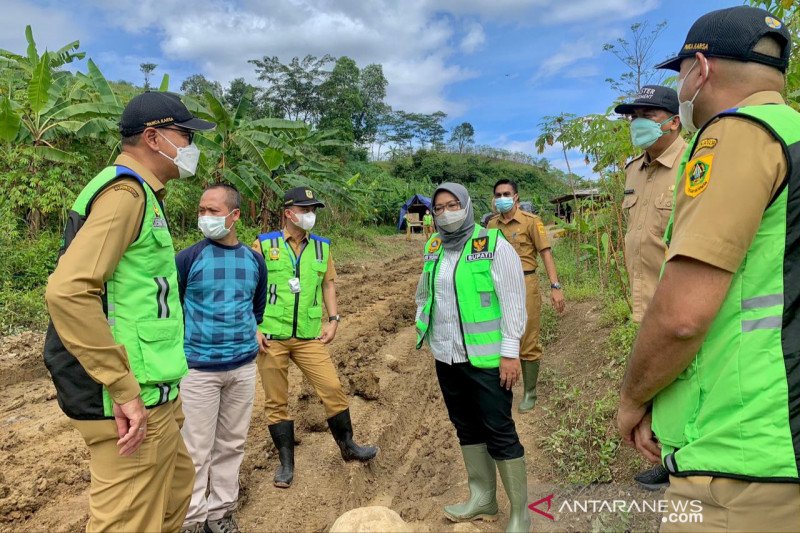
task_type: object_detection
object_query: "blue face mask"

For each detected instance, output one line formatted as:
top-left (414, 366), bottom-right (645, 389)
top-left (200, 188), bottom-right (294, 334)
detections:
top-left (495, 197), bottom-right (515, 213)
top-left (629, 116), bottom-right (676, 149)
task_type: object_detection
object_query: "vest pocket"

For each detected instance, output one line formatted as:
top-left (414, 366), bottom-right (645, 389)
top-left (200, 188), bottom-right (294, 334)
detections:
top-left (263, 305), bottom-right (288, 337)
top-left (152, 228), bottom-right (174, 248)
top-left (135, 318), bottom-right (188, 384)
top-left (651, 361), bottom-right (699, 448)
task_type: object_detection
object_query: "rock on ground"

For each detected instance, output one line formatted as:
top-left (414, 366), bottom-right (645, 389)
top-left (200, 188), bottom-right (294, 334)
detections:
top-left (330, 506), bottom-right (413, 533)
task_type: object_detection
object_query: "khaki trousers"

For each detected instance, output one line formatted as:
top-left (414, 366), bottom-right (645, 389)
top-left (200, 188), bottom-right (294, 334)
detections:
top-left (520, 274), bottom-right (542, 362)
top-left (661, 475), bottom-right (800, 532)
top-left (71, 398), bottom-right (194, 533)
top-left (257, 338), bottom-right (349, 425)
top-left (179, 361), bottom-right (256, 525)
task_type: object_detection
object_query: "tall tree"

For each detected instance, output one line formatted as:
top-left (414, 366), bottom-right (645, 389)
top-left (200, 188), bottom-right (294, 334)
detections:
top-left (357, 64), bottom-right (389, 146)
top-left (603, 21), bottom-right (667, 98)
top-left (319, 56), bottom-right (362, 141)
top-left (248, 54), bottom-right (334, 123)
top-left (449, 122), bottom-right (475, 153)
top-left (140, 62), bottom-right (157, 90)
top-left (180, 73), bottom-right (223, 98)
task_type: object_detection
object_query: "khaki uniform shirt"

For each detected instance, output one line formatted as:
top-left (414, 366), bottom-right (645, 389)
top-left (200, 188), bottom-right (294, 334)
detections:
top-left (45, 154), bottom-right (167, 404)
top-left (623, 135), bottom-right (688, 322)
top-left (251, 231), bottom-right (336, 283)
top-left (487, 208), bottom-right (550, 272)
top-left (667, 91), bottom-right (786, 273)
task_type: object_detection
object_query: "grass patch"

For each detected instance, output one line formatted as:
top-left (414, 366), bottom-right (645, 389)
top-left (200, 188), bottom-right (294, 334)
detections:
top-left (0, 222), bottom-right (398, 335)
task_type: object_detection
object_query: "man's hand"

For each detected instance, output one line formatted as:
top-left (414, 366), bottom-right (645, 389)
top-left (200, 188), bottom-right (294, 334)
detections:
top-left (617, 396), bottom-right (660, 463)
top-left (633, 412), bottom-right (662, 464)
top-left (551, 288), bottom-right (566, 314)
top-left (257, 331), bottom-right (270, 352)
top-left (499, 357), bottom-right (521, 390)
top-left (319, 320), bottom-right (338, 344)
top-left (113, 396), bottom-right (148, 456)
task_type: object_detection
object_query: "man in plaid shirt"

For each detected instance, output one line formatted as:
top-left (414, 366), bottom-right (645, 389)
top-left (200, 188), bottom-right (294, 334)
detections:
top-left (176, 184), bottom-right (267, 533)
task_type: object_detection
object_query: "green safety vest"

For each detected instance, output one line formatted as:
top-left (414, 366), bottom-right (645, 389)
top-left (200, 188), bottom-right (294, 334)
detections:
top-left (423, 214), bottom-right (433, 226)
top-left (415, 226), bottom-right (503, 368)
top-left (653, 103), bottom-right (800, 482)
top-left (257, 231), bottom-right (330, 339)
top-left (43, 165), bottom-right (187, 420)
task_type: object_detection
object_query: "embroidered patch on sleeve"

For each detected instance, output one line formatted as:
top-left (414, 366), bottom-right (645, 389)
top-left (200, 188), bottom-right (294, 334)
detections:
top-left (113, 184), bottom-right (140, 197)
top-left (685, 154), bottom-right (714, 198)
top-left (697, 138), bottom-right (718, 150)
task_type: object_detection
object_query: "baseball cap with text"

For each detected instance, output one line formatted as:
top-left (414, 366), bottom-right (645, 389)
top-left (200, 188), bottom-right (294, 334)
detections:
top-left (656, 6), bottom-right (791, 72)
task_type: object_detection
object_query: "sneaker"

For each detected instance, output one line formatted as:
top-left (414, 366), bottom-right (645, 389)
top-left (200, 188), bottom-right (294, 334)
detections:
top-left (204, 513), bottom-right (240, 533)
top-left (181, 523), bottom-right (204, 533)
top-left (634, 464), bottom-right (670, 491)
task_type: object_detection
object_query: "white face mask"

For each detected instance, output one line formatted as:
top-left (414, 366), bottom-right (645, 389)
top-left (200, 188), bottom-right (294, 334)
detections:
top-left (291, 211), bottom-right (316, 231)
top-left (158, 131), bottom-right (200, 178)
top-left (676, 59), bottom-right (707, 134)
top-left (198, 213), bottom-right (234, 240)
top-left (436, 207), bottom-right (468, 232)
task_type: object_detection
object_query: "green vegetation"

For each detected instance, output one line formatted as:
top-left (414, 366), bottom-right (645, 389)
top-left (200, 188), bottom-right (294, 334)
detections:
top-left (0, 25), bottom-right (569, 335)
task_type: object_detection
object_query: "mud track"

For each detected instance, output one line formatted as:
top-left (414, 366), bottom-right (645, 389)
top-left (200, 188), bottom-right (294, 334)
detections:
top-left (0, 236), bottom-right (661, 532)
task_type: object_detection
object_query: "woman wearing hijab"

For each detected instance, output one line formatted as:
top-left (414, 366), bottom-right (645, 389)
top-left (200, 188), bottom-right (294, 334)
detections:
top-left (415, 183), bottom-right (530, 533)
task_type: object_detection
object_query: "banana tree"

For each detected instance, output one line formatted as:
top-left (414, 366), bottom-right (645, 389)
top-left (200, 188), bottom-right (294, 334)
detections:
top-left (185, 89), bottom-right (351, 230)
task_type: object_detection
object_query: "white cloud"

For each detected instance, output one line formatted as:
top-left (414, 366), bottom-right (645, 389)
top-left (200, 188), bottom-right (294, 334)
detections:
top-left (85, 0), bottom-right (657, 115)
top-left (0, 0), bottom-right (87, 56)
top-left (460, 22), bottom-right (486, 53)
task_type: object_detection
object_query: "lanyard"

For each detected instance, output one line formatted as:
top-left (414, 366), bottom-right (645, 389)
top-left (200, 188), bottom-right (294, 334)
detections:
top-left (283, 239), bottom-right (305, 269)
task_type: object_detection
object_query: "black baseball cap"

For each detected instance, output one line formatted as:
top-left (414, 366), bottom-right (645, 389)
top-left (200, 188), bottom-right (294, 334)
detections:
top-left (656, 6), bottom-right (791, 72)
top-left (284, 186), bottom-right (326, 208)
top-left (119, 91), bottom-right (216, 137)
top-left (614, 85), bottom-right (679, 115)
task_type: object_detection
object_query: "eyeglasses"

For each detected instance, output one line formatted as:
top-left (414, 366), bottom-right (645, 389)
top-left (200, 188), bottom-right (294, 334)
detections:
top-left (432, 201), bottom-right (461, 215)
top-left (162, 127), bottom-right (194, 143)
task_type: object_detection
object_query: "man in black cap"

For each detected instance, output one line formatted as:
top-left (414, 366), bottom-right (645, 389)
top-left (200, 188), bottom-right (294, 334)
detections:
top-left (617, 6), bottom-right (800, 531)
top-left (44, 91), bottom-right (215, 532)
top-left (614, 85), bottom-right (685, 491)
top-left (251, 186), bottom-right (378, 490)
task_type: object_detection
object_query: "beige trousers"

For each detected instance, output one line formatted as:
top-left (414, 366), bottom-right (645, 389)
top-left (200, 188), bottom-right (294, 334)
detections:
top-left (257, 338), bottom-right (349, 425)
top-left (179, 361), bottom-right (257, 525)
top-left (71, 398), bottom-right (194, 533)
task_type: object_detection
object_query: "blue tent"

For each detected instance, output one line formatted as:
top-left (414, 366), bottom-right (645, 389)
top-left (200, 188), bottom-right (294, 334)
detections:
top-left (397, 194), bottom-right (433, 230)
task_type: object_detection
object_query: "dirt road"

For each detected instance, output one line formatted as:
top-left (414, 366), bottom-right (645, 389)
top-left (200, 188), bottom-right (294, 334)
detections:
top-left (0, 235), bottom-right (660, 533)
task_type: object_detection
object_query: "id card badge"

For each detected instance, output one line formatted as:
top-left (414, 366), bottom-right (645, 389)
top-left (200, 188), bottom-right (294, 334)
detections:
top-left (288, 277), bottom-right (301, 294)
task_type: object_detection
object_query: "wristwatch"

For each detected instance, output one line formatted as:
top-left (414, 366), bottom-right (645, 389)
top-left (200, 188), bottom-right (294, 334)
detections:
top-left (550, 282), bottom-right (562, 290)
top-left (329, 314), bottom-right (341, 322)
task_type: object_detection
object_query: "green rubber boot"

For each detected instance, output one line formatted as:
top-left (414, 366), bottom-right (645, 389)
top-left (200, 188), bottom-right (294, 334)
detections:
top-left (497, 456), bottom-right (531, 533)
top-left (518, 360), bottom-right (540, 413)
top-left (443, 444), bottom-right (499, 522)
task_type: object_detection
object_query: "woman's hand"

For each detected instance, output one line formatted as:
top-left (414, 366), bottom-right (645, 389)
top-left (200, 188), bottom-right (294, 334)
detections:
top-left (499, 357), bottom-right (522, 390)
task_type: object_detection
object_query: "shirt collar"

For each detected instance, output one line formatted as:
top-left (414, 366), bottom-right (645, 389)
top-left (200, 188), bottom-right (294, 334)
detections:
top-left (734, 90), bottom-right (785, 108)
top-left (114, 153), bottom-right (166, 198)
top-left (641, 135), bottom-right (687, 171)
top-left (283, 229), bottom-right (309, 243)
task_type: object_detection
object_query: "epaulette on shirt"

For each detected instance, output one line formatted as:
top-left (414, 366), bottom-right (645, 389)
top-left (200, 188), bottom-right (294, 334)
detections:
top-left (624, 152), bottom-right (646, 169)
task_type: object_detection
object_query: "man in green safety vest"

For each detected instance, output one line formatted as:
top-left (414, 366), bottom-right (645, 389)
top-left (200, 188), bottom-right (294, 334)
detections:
top-left (44, 91), bottom-right (215, 532)
top-left (252, 186), bottom-right (377, 489)
top-left (617, 7), bottom-right (800, 531)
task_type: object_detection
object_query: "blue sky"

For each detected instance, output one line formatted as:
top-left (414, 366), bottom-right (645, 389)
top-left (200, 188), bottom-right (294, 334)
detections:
top-left (2, 0), bottom-right (741, 174)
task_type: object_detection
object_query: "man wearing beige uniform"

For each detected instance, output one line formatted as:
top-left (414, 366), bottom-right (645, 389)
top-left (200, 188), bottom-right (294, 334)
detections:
top-left (615, 86), bottom-right (686, 491)
top-left (617, 86), bottom-right (686, 324)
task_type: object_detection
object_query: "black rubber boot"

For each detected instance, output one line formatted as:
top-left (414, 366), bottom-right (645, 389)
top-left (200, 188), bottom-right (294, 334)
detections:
top-left (268, 420), bottom-right (295, 488)
top-left (327, 409), bottom-right (379, 462)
